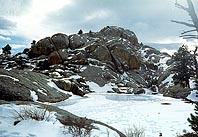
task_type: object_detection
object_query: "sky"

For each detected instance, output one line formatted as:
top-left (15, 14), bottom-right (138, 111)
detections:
top-left (0, 0), bottom-right (198, 53)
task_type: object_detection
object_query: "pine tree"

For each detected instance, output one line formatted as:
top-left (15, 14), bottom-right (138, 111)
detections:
top-left (188, 103), bottom-right (198, 134)
top-left (78, 29), bottom-right (83, 34)
top-left (2, 44), bottom-right (11, 54)
top-left (172, 45), bottom-right (195, 88)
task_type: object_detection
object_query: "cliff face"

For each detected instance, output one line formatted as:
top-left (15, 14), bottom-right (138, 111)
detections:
top-left (0, 26), bottom-right (172, 102)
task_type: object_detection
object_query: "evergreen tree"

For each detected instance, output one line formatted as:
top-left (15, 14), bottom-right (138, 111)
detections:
top-left (78, 29), bottom-right (83, 34)
top-left (188, 103), bottom-right (198, 134)
top-left (2, 44), bottom-right (11, 54)
top-left (172, 45), bottom-right (195, 87)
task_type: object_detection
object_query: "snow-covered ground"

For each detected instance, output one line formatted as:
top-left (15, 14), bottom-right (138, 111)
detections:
top-left (55, 93), bottom-right (195, 137)
top-left (0, 104), bottom-right (67, 137)
top-left (187, 79), bottom-right (198, 102)
top-left (0, 93), bottom-right (195, 137)
top-left (0, 82), bottom-right (196, 137)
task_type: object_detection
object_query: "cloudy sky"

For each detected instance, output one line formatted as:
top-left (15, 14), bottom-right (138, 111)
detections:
top-left (0, 0), bottom-right (198, 53)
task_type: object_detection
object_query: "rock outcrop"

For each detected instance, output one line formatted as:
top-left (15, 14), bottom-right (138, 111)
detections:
top-left (0, 25), bottom-right (183, 100)
top-left (1, 25), bottom-right (194, 137)
top-left (25, 26), bottom-right (142, 89)
top-left (52, 78), bottom-right (88, 96)
top-left (0, 69), bottom-right (71, 102)
top-left (99, 26), bottom-right (138, 45)
top-left (29, 26), bottom-right (140, 73)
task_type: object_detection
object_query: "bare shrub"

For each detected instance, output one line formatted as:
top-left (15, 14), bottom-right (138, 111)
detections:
top-left (124, 125), bottom-right (145, 137)
top-left (62, 116), bottom-right (93, 137)
top-left (12, 105), bottom-right (51, 123)
top-left (106, 128), bottom-right (110, 137)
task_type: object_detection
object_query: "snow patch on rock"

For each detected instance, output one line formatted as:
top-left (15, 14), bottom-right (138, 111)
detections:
top-left (0, 74), bottom-right (19, 82)
top-left (30, 90), bottom-right (38, 101)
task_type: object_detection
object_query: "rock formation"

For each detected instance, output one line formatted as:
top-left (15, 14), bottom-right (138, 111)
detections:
top-left (0, 26), bottom-right (184, 102)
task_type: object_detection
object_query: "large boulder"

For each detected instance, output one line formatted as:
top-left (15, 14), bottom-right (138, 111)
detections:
top-left (80, 65), bottom-right (118, 86)
top-left (99, 26), bottom-right (138, 45)
top-left (30, 33), bottom-right (69, 57)
top-left (52, 79), bottom-right (72, 91)
top-left (0, 69), bottom-right (71, 102)
top-left (109, 43), bottom-right (140, 71)
top-left (48, 51), bottom-right (62, 65)
top-left (69, 34), bottom-right (87, 49)
top-left (52, 78), bottom-right (88, 97)
top-left (48, 49), bottom-right (68, 65)
top-left (85, 37), bottom-right (139, 73)
top-left (86, 44), bottom-right (112, 62)
top-left (31, 37), bottom-right (54, 56)
top-left (51, 33), bottom-right (69, 50)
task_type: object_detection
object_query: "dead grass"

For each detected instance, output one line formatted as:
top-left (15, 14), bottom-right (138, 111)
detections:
top-left (12, 105), bottom-right (51, 125)
top-left (62, 116), bottom-right (93, 137)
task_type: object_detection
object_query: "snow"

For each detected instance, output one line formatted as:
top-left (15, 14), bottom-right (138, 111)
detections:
top-left (0, 92), bottom-right (195, 137)
top-left (89, 63), bottom-right (105, 70)
top-left (190, 79), bottom-right (196, 89)
top-left (80, 66), bottom-right (87, 71)
top-left (33, 82), bottom-right (38, 85)
top-left (68, 74), bottom-right (82, 79)
top-left (0, 74), bottom-right (19, 82)
top-left (49, 72), bottom-right (62, 78)
top-left (144, 88), bottom-right (154, 95)
top-left (47, 79), bottom-right (72, 95)
top-left (187, 79), bottom-right (198, 101)
top-left (30, 90), bottom-right (38, 101)
top-left (159, 56), bottom-right (170, 70)
top-left (0, 104), bottom-right (66, 137)
top-left (37, 89), bottom-right (47, 96)
top-left (57, 93), bottom-right (195, 137)
top-left (187, 90), bottom-right (198, 102)
top-left (162, 74), bottom-right (174, 87)
top-left (55, 69), bottom-right (64, 73)
top-left (86, 81), bottom-right (117, 92)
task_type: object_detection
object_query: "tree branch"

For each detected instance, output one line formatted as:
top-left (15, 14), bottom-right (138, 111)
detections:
top-left (173, 0), bottom-right (198, 39)
top-left (181, 34), bottom-right (198, 37)
top-left (175, 3), bottom-right (189, 12)
top-left (180, 36), bottom-right (198, 39)
top-left (186, 0), bottom-right (198, 30)
top-left (181, 29), bottom-right (197, 34)
top-left (171, 20), bottom-right (195, 27)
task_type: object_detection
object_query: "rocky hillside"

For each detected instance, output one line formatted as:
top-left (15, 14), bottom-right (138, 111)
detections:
top-left (0, 26), bottom-right (190, 102)
top-left (1, 26), bottom-right (198, 137)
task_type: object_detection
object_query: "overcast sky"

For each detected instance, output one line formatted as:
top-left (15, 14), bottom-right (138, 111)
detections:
top-left (0, 0), bottom-right (198, 51)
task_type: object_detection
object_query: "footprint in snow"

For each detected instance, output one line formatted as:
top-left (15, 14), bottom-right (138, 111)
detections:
top-left (0, 130), bottom-right (8, 135)
top-left (28, 133), bottom-right (37, 137)
top-left (10, 132), bottom-right (21, 135)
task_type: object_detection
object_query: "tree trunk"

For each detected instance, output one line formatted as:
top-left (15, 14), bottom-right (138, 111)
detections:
top-left (194, 47), bottom-right (198, 78)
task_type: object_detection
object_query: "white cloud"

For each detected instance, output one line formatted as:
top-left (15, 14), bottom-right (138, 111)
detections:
top-left (10, 44), bottom-right (28, 49)
top-left (0, 0), bottom-right (31, 16)
top-left (1, 0), bottom-right (198, 45)
top-left (85, 10), bottom-right (111, 21)
top-left (7, 0), bottom-right (73, 40)
top-left (0, 35), bottom-right (11, 41)
top-left (150, 37), bottom-right (196, 44)
top-left (151, 38), bottom-right (181, 44)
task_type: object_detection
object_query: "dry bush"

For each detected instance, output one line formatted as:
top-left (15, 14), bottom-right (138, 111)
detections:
top-left (12, 105), bottom-right (51, 125)
top-left (62, 116), bottom-right (93, 137)
top-left (124, 125), bottom-right (145, 137)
